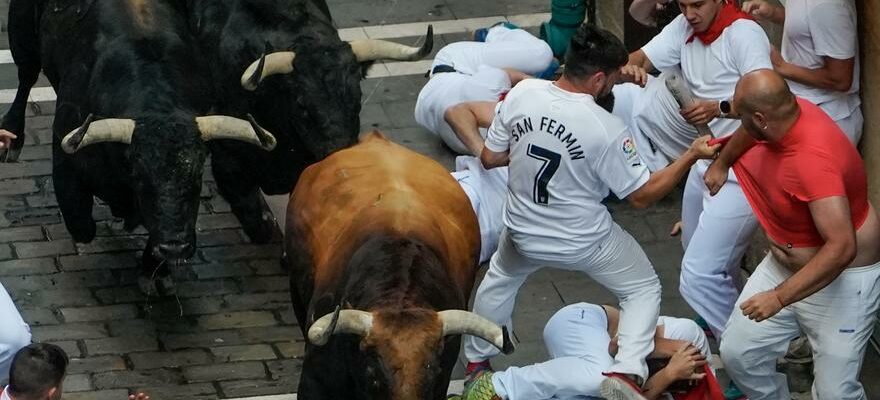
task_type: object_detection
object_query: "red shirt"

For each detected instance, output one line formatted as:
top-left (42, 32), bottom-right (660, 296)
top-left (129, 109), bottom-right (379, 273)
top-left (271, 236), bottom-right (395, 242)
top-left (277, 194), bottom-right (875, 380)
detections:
top-left (733, 98), bottom-right (869, 248)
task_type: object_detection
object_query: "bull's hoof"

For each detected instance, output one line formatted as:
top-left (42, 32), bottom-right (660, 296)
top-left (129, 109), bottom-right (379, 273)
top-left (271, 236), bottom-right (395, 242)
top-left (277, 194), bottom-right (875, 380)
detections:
top-left (138, 275), bottom-right (177, 297)
top-left (242, 211), bottom-right (280, 243)
top-left (68, 221), bottom-right (97, 243)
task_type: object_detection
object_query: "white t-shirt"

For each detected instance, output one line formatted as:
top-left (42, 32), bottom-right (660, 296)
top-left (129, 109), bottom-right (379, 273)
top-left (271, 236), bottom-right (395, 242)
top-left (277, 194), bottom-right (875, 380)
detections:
top-left (414, 65), bottom-right (511, 139)
top-left (642, 14), bottom-right (772, 137)
top-left (1, 386), bottom-right (11, 400)
top-left (485, 79), bottom-right (650, 261)
top-left (782, 0), bottom-right (860, 120)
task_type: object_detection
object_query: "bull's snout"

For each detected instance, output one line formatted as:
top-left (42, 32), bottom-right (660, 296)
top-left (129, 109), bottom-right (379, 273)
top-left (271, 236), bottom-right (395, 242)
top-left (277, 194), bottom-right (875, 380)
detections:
top-left (152, 240), bottom-right (193, 260)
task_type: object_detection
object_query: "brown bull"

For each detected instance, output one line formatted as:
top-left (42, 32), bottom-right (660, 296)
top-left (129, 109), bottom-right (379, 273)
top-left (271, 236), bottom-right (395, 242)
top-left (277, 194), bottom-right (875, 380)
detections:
top-left (285, 131), bottom-right (512, 399)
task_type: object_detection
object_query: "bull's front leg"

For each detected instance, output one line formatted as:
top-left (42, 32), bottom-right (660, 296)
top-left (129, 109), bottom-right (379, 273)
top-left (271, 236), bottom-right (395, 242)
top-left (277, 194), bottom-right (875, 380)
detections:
top-left (209, 143), bottom-right (278, 243)
top-left (53, 153), bottom-right (96, 243)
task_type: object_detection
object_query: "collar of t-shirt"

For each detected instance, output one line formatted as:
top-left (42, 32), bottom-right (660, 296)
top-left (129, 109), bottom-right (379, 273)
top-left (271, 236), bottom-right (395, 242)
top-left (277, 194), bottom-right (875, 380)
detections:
top-left (686, 1), bottom-right (753, 45)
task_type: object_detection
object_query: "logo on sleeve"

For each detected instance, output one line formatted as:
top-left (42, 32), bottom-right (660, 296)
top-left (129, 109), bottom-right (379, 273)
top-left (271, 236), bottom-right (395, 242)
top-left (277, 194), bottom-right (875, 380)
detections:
top-left (622, 137), bottom-right (642, 166)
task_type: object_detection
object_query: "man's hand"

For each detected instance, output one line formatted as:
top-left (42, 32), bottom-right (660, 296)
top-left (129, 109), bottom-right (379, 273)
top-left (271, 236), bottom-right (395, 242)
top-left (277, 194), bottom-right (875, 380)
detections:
top-left (669, 220), bottom-right (683, 236)
top-left (680, 100), bottom-right (720, 125)
top-left (0, 129), bottom-right (17, 149)
top-left (703, 160), bottom-right (729, 196)
top-left (742, 0), bottom-right (777, 21)
top-left (686, 135), bottom-right (720, 160)
top-left (740, 290), bottom-right (784, 322)
top-left (665, 344), bottom-right (707, 381)
top-left (620, 64), bottom-right (648, 87)
top-left (129, 393), bottom-right (150, 400)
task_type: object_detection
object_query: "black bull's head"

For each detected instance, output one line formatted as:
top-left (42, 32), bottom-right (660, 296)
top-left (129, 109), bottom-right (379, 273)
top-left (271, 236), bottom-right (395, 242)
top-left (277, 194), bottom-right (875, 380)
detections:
top-left (60, 113), bottom-right (277, 261)
top-left (307, 306), bottom-right (514, 399)
top-left (238, 26), bottom-right (434, 158)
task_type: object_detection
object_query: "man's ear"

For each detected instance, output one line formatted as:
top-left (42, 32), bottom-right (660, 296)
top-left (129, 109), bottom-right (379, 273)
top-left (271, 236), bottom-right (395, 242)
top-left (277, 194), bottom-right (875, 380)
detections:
top-left (47, 386), bottom-right (58, 400)
top-left (754, 111), bottom-right (768, 129)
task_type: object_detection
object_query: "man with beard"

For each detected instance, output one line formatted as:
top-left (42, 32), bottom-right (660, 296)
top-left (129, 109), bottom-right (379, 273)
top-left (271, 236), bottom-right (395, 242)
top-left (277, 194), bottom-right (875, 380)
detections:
top-left (462, 23), bottom-right (719, 395)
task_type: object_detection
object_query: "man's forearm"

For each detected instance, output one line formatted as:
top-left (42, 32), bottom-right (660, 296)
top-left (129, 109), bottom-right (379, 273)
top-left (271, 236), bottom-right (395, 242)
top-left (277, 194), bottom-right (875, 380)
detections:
top-left (777, 60), bottom-right (854, 92)
top-left (713, 128), bottom-right (755, 169)
top-left (445, 105), bottom-right (485, 157)
top-left (642, 369), bottom-right (675, 400)
top-left (774, 243), bottom-right (854, 306)
top-left (628, 151), bottom-right (698, 208)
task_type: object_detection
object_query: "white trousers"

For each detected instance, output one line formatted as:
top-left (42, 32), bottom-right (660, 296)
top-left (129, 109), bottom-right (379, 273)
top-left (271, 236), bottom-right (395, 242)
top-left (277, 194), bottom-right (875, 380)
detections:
top-left (432, 26), bottom-right (554, 76)
top-left (0, 282), bottom-right (31, 385)
top-left (492, 303), bottom-right (711, 400)
top-left (680, 160), bottom-right (758, 337)
top-left (451, 156), bottom-right (508, 264)
top-left (720, 254), bottom-right (880, 400)
top-left (464, 224), bottom-right (661, 381)
top-left (830, 105), bottom-right (863, 145)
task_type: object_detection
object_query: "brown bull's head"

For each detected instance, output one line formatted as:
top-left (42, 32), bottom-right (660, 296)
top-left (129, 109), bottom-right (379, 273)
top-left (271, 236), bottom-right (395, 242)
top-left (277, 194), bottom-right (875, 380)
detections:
top-left (308, 307), bottom-right (513, 399)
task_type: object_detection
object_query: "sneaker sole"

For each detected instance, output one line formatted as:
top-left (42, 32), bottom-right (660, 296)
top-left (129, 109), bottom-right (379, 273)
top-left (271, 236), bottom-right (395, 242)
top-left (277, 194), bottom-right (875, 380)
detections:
top-left (600, 378), bottom-right (646, 400)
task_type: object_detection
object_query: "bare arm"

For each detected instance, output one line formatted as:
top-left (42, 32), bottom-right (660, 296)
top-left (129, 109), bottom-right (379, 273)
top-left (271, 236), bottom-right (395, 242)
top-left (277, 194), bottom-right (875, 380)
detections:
top-left (479, 145), bottom-right (508, 169)
top-left (775, 197), bottom-right (856, 305)
top-left (704, 127), bottom-right (757, 195)
top-left (627, 49), bottom-right (654, 73)
top-left (503, 68), bottom-right (532, 85)
top-left (627, 136), bottom-right (718, 209)
top-left (774, 51), bottom-right (855, 92)
top-left (444, 101), bottom-right (498, 157)
top-left (629, 0), bottom-right (666, 27)
top-left (742, 0), bottom-right (785, 25)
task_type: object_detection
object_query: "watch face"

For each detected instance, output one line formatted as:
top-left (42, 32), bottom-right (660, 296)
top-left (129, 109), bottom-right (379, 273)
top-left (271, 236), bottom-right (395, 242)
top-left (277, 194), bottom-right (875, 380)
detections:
top-left (720, 100), bottom-right (731, 114)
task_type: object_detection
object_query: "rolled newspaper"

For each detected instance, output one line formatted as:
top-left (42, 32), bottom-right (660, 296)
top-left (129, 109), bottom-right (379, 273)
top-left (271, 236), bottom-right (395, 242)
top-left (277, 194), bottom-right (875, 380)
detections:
top-left (665, 72), bottom-right (714, 137)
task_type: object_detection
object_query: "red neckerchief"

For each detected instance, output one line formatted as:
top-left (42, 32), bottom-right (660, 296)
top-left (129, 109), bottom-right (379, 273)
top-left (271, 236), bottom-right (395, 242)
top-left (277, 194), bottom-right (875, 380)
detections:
top-left (686, 1), bottom-right (753, 45)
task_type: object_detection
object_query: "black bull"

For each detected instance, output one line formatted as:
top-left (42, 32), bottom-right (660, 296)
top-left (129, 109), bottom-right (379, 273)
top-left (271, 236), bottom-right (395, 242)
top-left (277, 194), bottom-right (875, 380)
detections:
top-left (2, 0), bottom-right (432, 294)
top-left (2, 0), bottom-right (276, 293)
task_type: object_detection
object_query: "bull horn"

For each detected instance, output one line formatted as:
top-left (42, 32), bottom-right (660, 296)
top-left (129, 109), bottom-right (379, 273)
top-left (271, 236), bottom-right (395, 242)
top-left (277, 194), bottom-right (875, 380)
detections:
top-left (196, 114), bottom-right (277, 151)
top-left (240, 52), bottom-right (296, 91)
top-left (308, 306), bottom-right (374, 346)
top-left (438, 310), bottom-right (514, 354)
top-left (61, 115), bottom-right (136, 154)
top-left (348, 24), bottom-right (433, 62)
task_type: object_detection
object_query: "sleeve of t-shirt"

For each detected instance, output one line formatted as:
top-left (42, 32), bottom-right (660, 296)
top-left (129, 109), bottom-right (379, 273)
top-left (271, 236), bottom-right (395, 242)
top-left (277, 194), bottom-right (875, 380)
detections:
top-left (641, 14), bottom-right (687, 70)
top-left (809, 2), bottom-right (857, 60)
top-left (728, 21), bottom-right (772, 74)
top-left (484, 96), bottom-right (512, 153)
top-left (595, 128), bottom-right (651, 199)
top-left (787, 154), bottom-right (847, 202)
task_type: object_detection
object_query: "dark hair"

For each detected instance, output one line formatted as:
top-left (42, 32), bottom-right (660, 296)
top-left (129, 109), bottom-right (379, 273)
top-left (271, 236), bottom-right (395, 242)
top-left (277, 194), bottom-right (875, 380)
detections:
top-left (9, 344), bottom-right (69, 399)
top-left (563, 24), bottom-right (628, 81)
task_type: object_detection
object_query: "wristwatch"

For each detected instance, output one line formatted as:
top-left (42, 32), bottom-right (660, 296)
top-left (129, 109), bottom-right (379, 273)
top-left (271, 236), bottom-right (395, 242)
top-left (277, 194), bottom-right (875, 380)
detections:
top-left (719, 100), bottom-right (732, 118)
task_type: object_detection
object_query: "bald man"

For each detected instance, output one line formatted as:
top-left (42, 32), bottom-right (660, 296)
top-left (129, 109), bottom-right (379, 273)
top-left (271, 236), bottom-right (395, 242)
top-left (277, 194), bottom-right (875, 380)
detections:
top-left (704, 69), bottom-right (880, 400)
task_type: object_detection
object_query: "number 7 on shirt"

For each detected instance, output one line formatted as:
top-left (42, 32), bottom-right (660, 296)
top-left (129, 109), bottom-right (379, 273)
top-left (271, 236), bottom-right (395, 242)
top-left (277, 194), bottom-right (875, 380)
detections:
top-left (527, 144), bottom-right (561, 205)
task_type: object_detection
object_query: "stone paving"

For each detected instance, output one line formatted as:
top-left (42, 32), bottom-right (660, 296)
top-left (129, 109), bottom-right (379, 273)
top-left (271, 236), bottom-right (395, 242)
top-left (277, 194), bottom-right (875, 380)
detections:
top-left (0, 0), bottom-right (878, 399)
